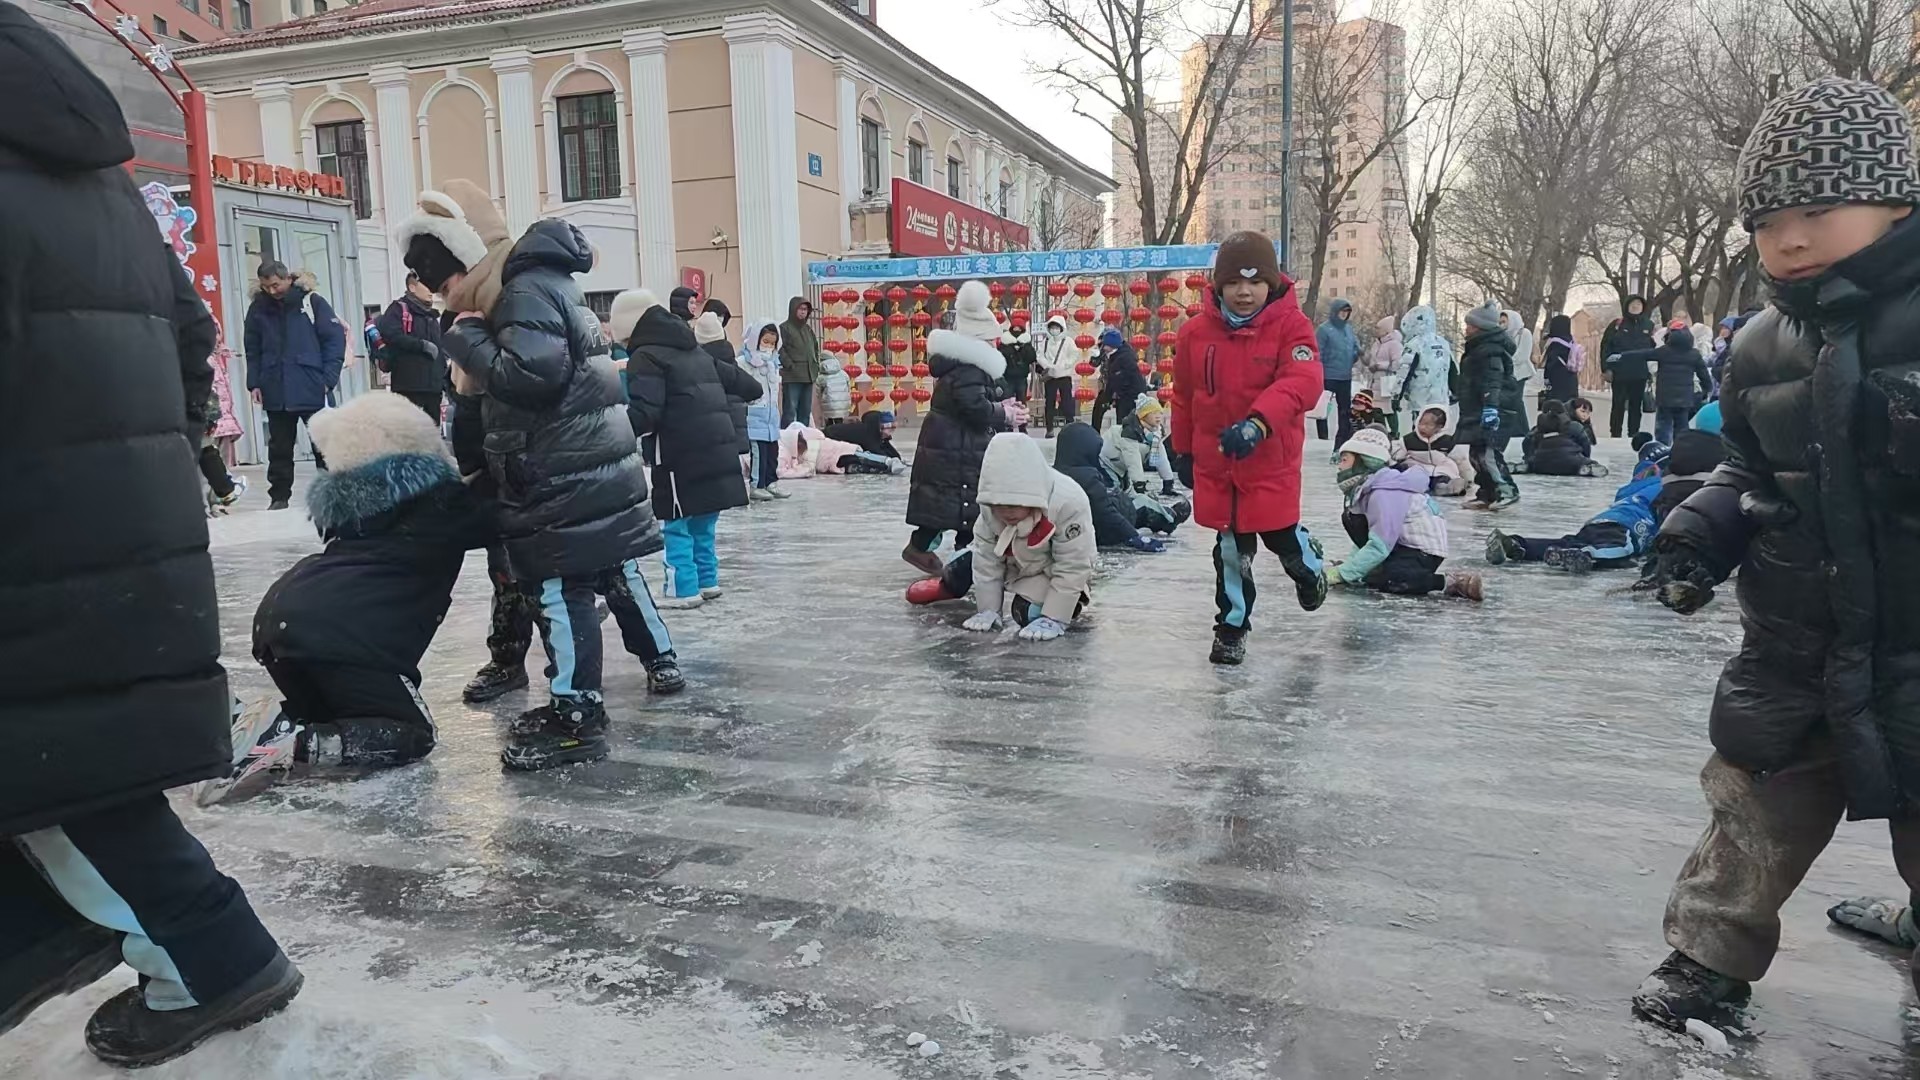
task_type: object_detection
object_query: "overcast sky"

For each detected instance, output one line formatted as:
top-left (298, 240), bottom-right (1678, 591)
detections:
top-left (877, 1), bottom-right (1118, 177)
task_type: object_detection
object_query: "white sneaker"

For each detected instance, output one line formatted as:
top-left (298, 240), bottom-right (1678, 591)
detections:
top-left (749, 488), bottom-right (774, 502)
top-left (193, 698), bottom-right (298, 807)
top-left (658, 593), bottom-right (705, 609)
top-left (766, 485), bottom-right (792, 499)
top-left (700, 586), bottom-right (724, 599)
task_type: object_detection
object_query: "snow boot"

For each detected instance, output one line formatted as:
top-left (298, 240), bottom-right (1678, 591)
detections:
top-left (1286, 528), bottom-right (1329, 613)
top-left (1630, 950), bottom-right (1749, 1031)
top-left (267, 498), bottom-right (290, 511)
top-left (901, 544), bottom-right (946, 577)
top-left (700, 586), bottom-right (724, 600)
top-left (1209, 630), bottom-right (1247, 666)
top-left (1443, 571), bottom-right (1485, 602)
top-left (192, 699), bottom-right (298, 807)
top-left (1485, 530), bottom-right (1522, 565)
top-left (1545, 547), bottom-right (1596, 574)
top-left (84, 950), bottom-right (303, 1068)
top-left (766, 485), bottom-right (793, 499)
top-left (657, 592), bottom-right (704, 610)
top-left (1491, 489), bottom-right (1522, 511)
top-left (906, 577), bottom-right (961, 605)
top-left (749, 487), bottom-right (775, 502)
top-left (648, 655), bottom-right (687, 695)
top-left (1579, 461), bottom-right (1611, 477)
top-left (502, 699), bottom-right (609, 771)
top-left (463, 661), bottom-right (529, 703)
top-left (0, 922), bottom-right (122, 1039)
top-left (1161, 478), bottom-right (1181, 497)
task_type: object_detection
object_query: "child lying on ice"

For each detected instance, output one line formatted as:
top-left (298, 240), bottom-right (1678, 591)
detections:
top-left (777, 421), bottom-right (903, 478)
top-left (1054, 420), bottom-right (1184, 549)
top-left (197, 392), bottom-right (494, 805)
top-left (904, 432), bottom-right (1095, 641)
top-left (1485, 444), bottom-right (1669, 573)
top-left (1326, 427), bottom-right (1482, 600)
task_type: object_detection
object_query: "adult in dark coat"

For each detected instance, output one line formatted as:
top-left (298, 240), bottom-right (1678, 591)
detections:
top-left (669, 285), bottom-right (701, 321)
top-left (824, 410), bottom-right (902, 459)
top-left (1540, 313), bottom-right (1583, 405)
top-left (1053, 422), bottom-right (1165, 550)
top-left (998, 322), bottom-right (1037, 405)
top-left (778, 295), bottom-right (823, 426)
top-left (902, 281), bottom-right (1011, 575)
top-left (1619, 327), bottom-right (1713, 444)
top-left (1453, 303), bottom-right (1524, 507)
top-left (1601, 294), bottom-right (1657, 437)
top-left (1092, 326), bottom-right (1149, 431)
top-left (0, 5), bottom-right (299, 1062)
top-left (374, 272), bottom-right (446, 422)
top-left (245, 260), bottom-right (345, 507)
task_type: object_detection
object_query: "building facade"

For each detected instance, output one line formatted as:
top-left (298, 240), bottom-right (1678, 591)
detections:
top-left (179, 0), bottom-right (1108, 332)
top-left (1106, 102), bottom-right (1179, 248)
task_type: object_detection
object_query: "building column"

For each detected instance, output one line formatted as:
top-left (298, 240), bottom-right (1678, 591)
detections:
top-left (970, 134), bottom-right (989, 208)
top-left (253, 78), bottom-right (295, 164)
top-left (624, 29), bottom-right (676, 291)
top-left (725, 12), bottom-right (802, 324)
top-left (833, 56), bottom-right (860, 252)
top-left (369, 64), bottom-right (416, 301)
top-left (491, 48), bottom-right (540, 237)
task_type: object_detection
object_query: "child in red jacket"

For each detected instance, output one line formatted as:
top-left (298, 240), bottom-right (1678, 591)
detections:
top-left (1171, 231), bottom-right (1329, 665)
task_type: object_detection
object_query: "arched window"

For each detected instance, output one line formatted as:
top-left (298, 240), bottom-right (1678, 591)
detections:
top-left (904, 117), bottom-right (929, 187)
top-left (542, 62), bottom-right (627, 204)
top-left (943, 136), bottom-right (966, 200)
top-left (857, 93), bottom-right (890, 199)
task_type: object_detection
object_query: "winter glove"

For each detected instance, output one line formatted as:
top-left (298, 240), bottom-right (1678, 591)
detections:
top-left (1219, 417), bottom-right (1269, 460)
top-left (1017, 616), bottom-right (1068, 642)
top-left (1133, 481), bottom-right (1149, 495)
top-left (1125, 533), bottom-right (1166, 553)
top-left (1642, 540), bottom-right (1720, 615)
top-left (1828, 897), bottom-right (1920, 949)
top-left (1479, 406), bottom-right (1499, 430)
top-left (1172, 452), bottom-right (1194, 491)
top-left (962, 611), bottom-right (1001, 633)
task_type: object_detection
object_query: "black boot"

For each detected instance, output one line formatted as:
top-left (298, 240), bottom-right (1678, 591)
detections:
top-left (502, 698), bottom-right (609, 771)
top-left (1630, 950), bottom-right (1750, 1031)
top-left (1161, 478), bottom-right (1180, 497)
top-left (648, 655), bottom-right (686, 695)
top-left (463, 661), bottom-right (529, 703)
top-left (0, 922), bottom-right (121, 1038)
top-left (1209, 629), bottom-right (1247, 666)
top-left (84, 951), bottom-right (302, 1068)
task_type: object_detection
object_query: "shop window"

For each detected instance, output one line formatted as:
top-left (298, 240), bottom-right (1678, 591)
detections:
top-left (558, 91), bottom-right (621, 202)
top-left (998, 180), bottom-right (1011, 217)
top-left (232, 0), bottom-right (250, 28)
top-left (316, 120), bottom-right (371, 220)
top-left (152, 15), bottom-right (168, 35)
top-left (178, 0), bottom-right (197, 12)
top-left (947, 156), bottom-right (963, 199)
top-left (907, 138), bottom-right (927, 186)
top-left (207, 0), bottom-right (221, 26)
top-left (859, 118), bottom-right (882, 198)
top-left (585, 291), bottom-right (619, 323)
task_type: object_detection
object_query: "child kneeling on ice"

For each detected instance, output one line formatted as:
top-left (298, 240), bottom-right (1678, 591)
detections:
top-left (905, 433), bottom-right (1095, 641)
top-left (1328, 427), bottom-right (1482, 600)
top-left (199, 393), bottom-right (494, 805)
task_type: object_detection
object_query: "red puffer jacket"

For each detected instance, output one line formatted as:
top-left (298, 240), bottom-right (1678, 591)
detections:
top-left (1171, 282), bottom-right (1322, 533)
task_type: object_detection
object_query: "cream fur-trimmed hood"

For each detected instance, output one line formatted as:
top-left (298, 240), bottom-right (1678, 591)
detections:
top-left (927, 329), bottom-right (1007, 380)
top-left (308, 391), bottom-right (455, 474)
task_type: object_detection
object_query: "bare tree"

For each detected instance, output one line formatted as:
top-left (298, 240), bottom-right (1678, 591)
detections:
top-left (1781, 0), bottom-right (1920, 95)
top-left (1034, 188), bottom-right (1108, 249)
top-left (1395, 0), bottom-right (1485, 310)
top-left (993, 0), bottom-right (1276, 245)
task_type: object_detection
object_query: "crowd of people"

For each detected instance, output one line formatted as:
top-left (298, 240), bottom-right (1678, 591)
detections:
top-left (4, 12), bottom-right (1918, 1064)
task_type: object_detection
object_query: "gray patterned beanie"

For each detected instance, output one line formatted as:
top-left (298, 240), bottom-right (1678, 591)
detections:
top-left (1738, 77), bottom-right (1920, 230)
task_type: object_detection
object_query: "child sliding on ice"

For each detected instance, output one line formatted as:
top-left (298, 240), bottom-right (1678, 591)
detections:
top-left (1169, 230), bottom-right (1328, 666)
top-left (1484, 448), bottom-right (1667, 573)
top-left (1326, 427), bottom-right (1482, 600)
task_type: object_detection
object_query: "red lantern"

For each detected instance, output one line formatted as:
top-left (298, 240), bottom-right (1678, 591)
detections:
top-left (912, 387), bottom-right (933, 403)
top-left (888, 312), bottom-right (909, 328)
top-left (1157, 357), bottom-right (1176, 374)
top-left (1186, 303), bottom-right (1203, 318)
top-left (1100, 309), bottom-right (1124, 326)
top-left (936, 283), bottom-right (958, 301)
top-left (1129, 307), bottom-right (1152, 324)
top-left (1074, 361), bottom-right (1096, 377)
top-left (912, 337), bottom-right (928, 354)
top-left (1073, 309), bottom-right (1095, 326)
top-left (911, 362), bottom-right (931, 378)
top-left (910, 310), bottom-right (932, 328)
top-left (1100, 282), bottom-right (1123, 301)
top-left (911, 284), bottom-right (931, 302)
top-left (821, 288), bottom-right (842, 305)
top-left (1074, 336), bottom-right (1096, 352)
top-left (888, 339), bottom-right (908, 355)
top-left (1157, 332), bottom-right (1178, 348)
top-left (1184, 273), bottom-right (1208, 290)
top-left (1157, 276), bottom-right (1181, 295)
top-left (888, 362), bottom-right (909, 378)
top-left (1131, 336), bottom-right (1150, 352)
top-left (1075, 386), bottom-right (1097, 402)
top-left (1048, 308), bottom-right (1069, 322)
top-left (890, 387), bottom-right (911, 404)
top-left (987, 281), bottom-right (1006, 300)
top-left (866, 361), bottom-right (886, 377)
top-left (1072, 281), bottom-right (1096, 299)
top-left (1137, 360), bottom-right (1151, 374)
top-left (864, 341), bottom-right (882, 356)
top-left (864, 312), bottom-right (884, 329)
top-left (1010, 281), bottom-right (1032, 299)
top-left (1128, 279), bottom-right (1151, 298)
top-left (1157, 387), bottom-right (1174, 403)
top-left (1010, 310), bottom-right (1031, 327)
top-left (1047, 282), bottom-right (1071, 300)
top-left (1158, 303), bottom-right (1182, 320)
top-left (845, 363), bottom-right (864, 379)
top-left (886, 285), bottom-right (908, 303)
top-left (865, 388), bottom-right (888, 404)
top-left (863, 288), bottom-right (884, 305)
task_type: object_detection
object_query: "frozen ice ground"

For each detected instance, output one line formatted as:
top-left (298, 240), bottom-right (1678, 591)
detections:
top-left (6, 431), bottom-right (1918, 1079)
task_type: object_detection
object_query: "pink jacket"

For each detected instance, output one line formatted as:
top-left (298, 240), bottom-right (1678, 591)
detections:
top-left (209, 339), bottom-right (242, 439)
top-left (778, 423), bottom-right (863, 477)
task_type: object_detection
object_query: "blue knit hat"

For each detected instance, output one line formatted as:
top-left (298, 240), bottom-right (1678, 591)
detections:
top-left (1099, 327), bottom-right (1125, 349)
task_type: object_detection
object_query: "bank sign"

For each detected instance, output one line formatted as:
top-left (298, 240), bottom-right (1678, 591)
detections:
top-left (890, 178), bottom-right (1031, 258)
top-left (210, 155), bottom-right (348, 200)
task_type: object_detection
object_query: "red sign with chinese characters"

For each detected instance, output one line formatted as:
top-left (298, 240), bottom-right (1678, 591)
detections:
top-left (680, 266), bottom-right (707, 309)
top-left (890, 178), bottom-right (1031, 259)
top-left (209, 154), bottom-right (347, 199)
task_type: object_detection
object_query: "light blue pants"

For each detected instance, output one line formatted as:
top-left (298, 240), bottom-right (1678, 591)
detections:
top-left (662, 513), bottom-right (721, 598)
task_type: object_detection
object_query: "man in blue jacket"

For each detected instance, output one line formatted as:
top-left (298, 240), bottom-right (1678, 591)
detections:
top-left (1315, 298), bottom-right (1360, 453)
top-left (244, 260), bottom-right (344, 509)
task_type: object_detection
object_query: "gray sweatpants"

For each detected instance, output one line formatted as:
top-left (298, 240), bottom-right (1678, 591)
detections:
top-left (1664, 745), bottom-right (1920, 982)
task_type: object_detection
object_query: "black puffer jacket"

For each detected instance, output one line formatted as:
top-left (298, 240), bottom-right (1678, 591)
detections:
top-left (1601, 299), bottom-right (1658, 378)
top-left (906, 330), bottom-right (1010, 532)
top-left (704, 339), bottom-right (752, 454)
top-left (823, 411), bottom-right (901, 459)
top-left (1636, 330), bottom-right (1713, 409)
top-left (626, 306), bottom-right (762, 520)
top-left (1657, 218), bottom-right (1920, 820)
top-left (1453, 328), bottom-right (1524, 443)
top-left (256, 452), bottom-right (492, 684)
top-left (0, 4), bottom-right (230, 834)
top-left (1100, 338), bottom-right (1150, 416)
top-left (443, 220), bottom-right (660, 579)
top-left (1521, 402), bottom-right (1596, 475)
top-left (1650, 427), bottom-right (1727, 526)
top-left (1054, 422), bottom-right (1139, 546)
top-left (375, 292), bottom-right (445, 394)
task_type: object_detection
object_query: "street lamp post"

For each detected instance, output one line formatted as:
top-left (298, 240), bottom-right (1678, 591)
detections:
top-left (1279, 0), bottom-right (1293, 273)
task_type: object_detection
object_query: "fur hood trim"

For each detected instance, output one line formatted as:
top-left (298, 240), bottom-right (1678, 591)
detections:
top-left (306, 452), bottom-right (461, 535)
top-left (928, 329), bottom-right (1006, 379)
top-left (308, 391), bottom-right (454, 473)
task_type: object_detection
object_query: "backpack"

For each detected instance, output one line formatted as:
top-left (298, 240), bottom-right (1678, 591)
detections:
top-left (1562, 341), bottom-right (1586, 373)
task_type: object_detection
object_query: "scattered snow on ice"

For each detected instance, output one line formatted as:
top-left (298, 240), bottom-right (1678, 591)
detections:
top-left (918, 1040), bottom-right (942, 1058)
top-left (1683, 1019), bottom-right (1732, 1056)
top-left (905, 1031), bottom-right (927, 1046)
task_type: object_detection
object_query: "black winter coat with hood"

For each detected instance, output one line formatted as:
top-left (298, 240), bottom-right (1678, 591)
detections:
top-left (1054, 422), bottom-right (1141, 546)
top-left (1624, 329), bottom-right (1713, 409)
top-left (907, 330), bottom-right (1011, 532)
top-left (626, 306), bottom-right (763, 520)
top-left (702, 338), bottom-right (752, 453)
top-left (1100, 338), bottom-right (1151, 416)
top-left (1453, 327), bottom-right (1525, 443)
top-left (0, 5), bottom-right (231, 833)
top-left (1656, 216), bottom-right (1920, 820)
top-left (444, 220), bottom-right (661, 580)
top-left (823, 411), bottom-right (901, 459)
top-left (375, 291), bottom-right (446, 394)
top-left (1601, 298), bottom-right (1658, 379)
top-left (1521, 401), bottom-right (1597, 475)
top-left (779, 296), bottom-right (822, 385)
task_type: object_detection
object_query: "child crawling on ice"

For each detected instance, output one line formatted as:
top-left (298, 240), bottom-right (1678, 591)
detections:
top-left (1327, 427), bottom-right (1482, 600)
top-left (905, 432), bottom-right (1095, 641)
top-left (196, 392), bottom-right (494, 805)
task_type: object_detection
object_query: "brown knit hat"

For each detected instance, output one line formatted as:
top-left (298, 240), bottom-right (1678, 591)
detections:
top-left (1213, 230), bottom-right (1283, 292)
